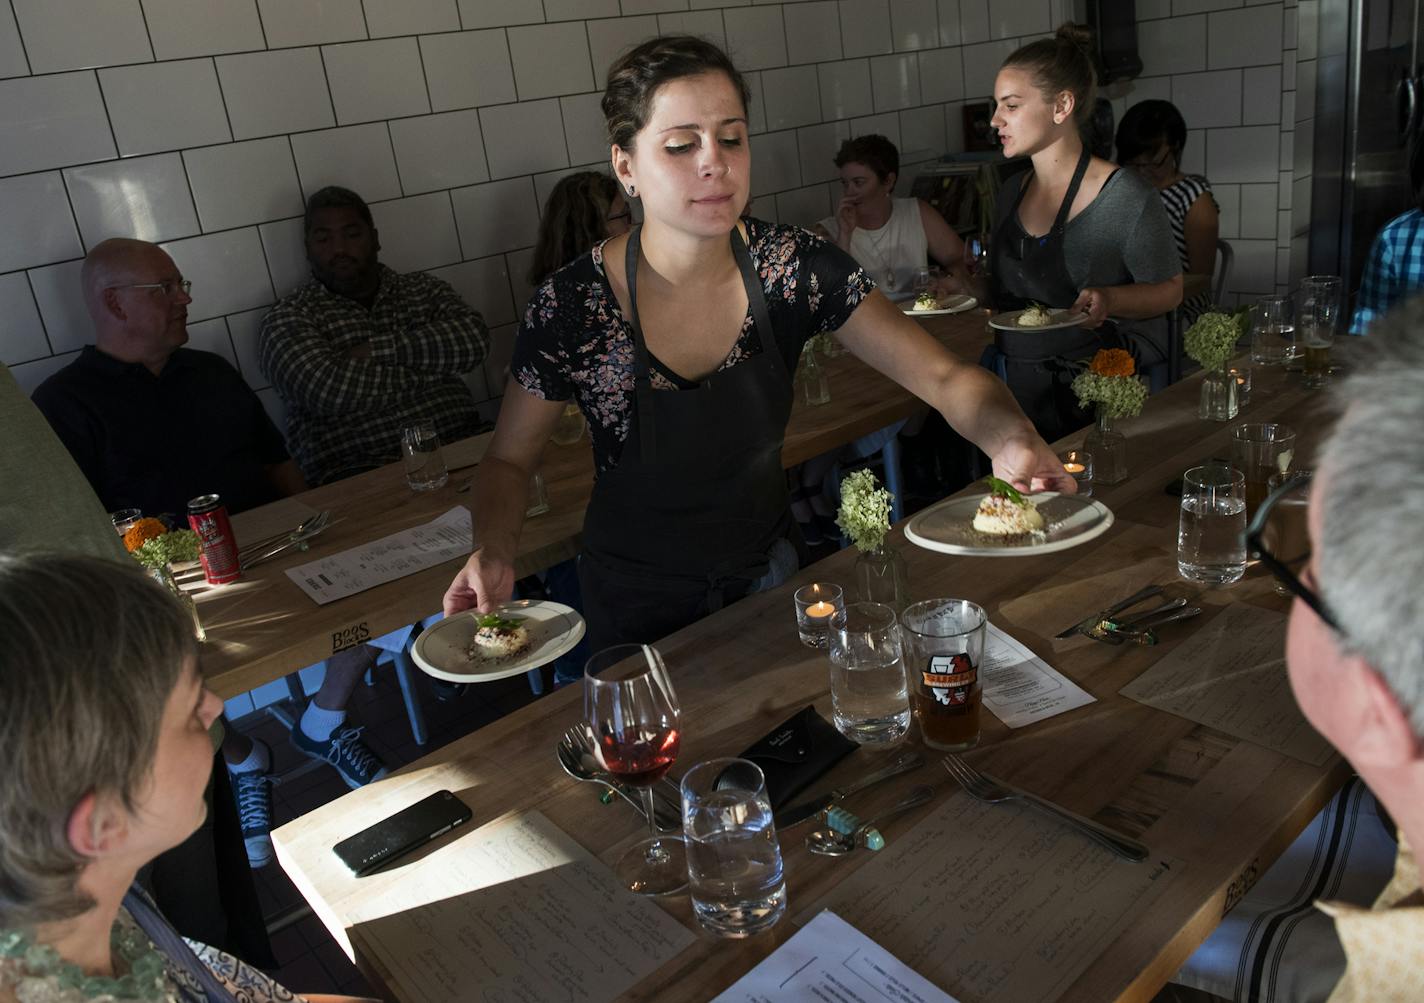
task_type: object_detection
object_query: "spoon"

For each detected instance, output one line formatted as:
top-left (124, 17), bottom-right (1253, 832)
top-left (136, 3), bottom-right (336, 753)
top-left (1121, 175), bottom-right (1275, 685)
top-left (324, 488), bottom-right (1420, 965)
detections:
top-left (805, 785), bottom-right (935, 856)
top-left (556, 730), bottom-right (681, 831)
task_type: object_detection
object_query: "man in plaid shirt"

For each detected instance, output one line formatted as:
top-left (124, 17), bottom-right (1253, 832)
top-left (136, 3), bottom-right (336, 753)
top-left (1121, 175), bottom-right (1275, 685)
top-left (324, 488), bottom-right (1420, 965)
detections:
top-left (259, 186), bottom-right (490, 485)
top-left (1350, 143), bottom-right (1424, 335)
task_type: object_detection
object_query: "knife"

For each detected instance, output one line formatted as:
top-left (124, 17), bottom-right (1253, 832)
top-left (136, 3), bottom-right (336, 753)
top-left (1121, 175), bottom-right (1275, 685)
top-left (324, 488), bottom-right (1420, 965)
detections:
top-left (774, 751), bottom-right (924, 829)
top-left (1053, 584), bottom-right (1163, 639)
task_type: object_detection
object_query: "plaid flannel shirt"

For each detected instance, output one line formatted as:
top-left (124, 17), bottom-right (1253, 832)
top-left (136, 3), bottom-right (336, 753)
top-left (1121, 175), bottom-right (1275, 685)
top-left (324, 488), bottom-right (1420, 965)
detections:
top-left (258, 265), bottom-right (489, 485)
top-left (1350, 208), bottom-right (1424, 335)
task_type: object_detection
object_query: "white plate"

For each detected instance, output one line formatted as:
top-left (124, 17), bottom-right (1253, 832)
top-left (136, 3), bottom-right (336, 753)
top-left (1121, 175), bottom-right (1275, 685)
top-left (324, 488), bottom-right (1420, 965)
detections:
top-left (901, 294), bottom-right (978, 317)
top-left (988, 308), bottom-right (1090, 332)
top-left (904, 492), bottom-right (1114, 557)
top-left (412, 600), bottom-right (586, 683)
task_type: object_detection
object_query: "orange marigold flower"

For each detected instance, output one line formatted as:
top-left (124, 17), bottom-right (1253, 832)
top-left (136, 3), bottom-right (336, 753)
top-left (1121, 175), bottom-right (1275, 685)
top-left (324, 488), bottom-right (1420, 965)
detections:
top-left (122, 518), bottom-right (167, 553)
top-left (1089, 348), bottom-right (1135, 377)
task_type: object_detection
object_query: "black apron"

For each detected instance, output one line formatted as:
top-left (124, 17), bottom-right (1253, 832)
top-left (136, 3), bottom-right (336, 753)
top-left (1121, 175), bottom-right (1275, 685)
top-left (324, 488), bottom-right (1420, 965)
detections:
top-left (577, 224), bottom-right (796, 651)
top-left (988, 146), bottom-right (1112, 442)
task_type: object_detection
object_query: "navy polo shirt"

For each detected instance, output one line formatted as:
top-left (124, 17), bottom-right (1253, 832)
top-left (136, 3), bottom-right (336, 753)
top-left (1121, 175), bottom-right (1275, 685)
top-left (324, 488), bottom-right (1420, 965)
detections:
top-left (32, 346), bottom-right (290, 519)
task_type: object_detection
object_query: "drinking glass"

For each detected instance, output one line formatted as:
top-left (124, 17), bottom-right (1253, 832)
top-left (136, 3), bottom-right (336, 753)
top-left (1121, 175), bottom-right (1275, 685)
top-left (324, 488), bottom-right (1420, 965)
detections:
top-left (110, 508), bottom-right (143, 536)
top-left (1231, 422), bottom-right (1296, 517)
top-left (794, 582), bottom-right (844, 648)
top-left (899, 599), bottom-right (986, 751)
top-left (585, 644), bottom-right (686, 896)
top-left (1058, 448), bottom-right (1093, 497)
top-left (550, 402), bottom-right (586, 445)
top-left (1250, 296), bottom-right (1296, 365)
top-left (400, 423), bottom-right (448, 491)
top-left (912, 265), bottom-right (932, 295)
top-left (828, 602), bottom-right (911, 747)
top-left (1177, 464), bottom-right (1247, 585)
top-left (1297, 275), bottom-right (1342, 388)
top-left (966, 233), bottom-right (990, 278)
top-left (681, 758), bottom-right (786, 938)
top-left (1261, 470), bottom-right (1313, 598)
top-left (1228, 364), bottom-right (1252, 406)
top-left (525, 470), bottom-right (550, 517)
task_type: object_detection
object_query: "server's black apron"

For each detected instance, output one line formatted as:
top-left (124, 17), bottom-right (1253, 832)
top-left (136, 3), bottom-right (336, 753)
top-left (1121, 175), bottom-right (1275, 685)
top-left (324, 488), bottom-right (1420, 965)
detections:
top-left (577, 224), bottom-right (795, 651)
top-left (989, 146), bottom-right (1112, 441)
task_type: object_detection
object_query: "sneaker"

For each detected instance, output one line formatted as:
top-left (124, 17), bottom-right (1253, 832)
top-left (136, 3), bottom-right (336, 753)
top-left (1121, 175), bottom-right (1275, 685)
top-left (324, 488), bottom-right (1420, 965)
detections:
top-left (290, 724), bottom-right (388, 789)
top-left (229, 747), bottom-right (277, 869)
top-left (429, 678), bottom-right (468, 702)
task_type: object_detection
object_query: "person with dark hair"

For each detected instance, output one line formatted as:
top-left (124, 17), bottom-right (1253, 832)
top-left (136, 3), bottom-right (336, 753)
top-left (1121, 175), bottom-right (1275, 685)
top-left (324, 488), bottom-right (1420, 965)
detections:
top-left (978, 24), bottom-right (1182, 440)
top-left (530, 171), bottom-right (632, 286)
top-left (810, 134), bottom-right (969, 299)
top-left (442, 35), bottom-right (1071, 651)
top-left (1116, 99), bottom-right (1219, 324)
top-left (258, 185), bottom-right (490, 486)
top-left (1349, 137), bottom-right (1424, 334)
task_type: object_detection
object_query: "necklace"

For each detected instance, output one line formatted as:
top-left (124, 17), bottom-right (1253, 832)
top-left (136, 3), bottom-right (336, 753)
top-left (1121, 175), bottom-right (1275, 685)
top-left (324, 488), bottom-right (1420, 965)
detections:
top-left (857, 210), bottom-right (900, 291)
top-left (0, 912), bottom-right (175, 1003)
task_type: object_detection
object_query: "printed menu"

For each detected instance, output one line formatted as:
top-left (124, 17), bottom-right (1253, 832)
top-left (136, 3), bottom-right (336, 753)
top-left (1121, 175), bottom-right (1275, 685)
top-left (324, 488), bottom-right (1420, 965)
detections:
top-left (284, 506), bottom-right (472, 605)
top-left (1119, 604), bottom-right (1334, 766)
top-left (982, 624), bottom-right (1096, 728)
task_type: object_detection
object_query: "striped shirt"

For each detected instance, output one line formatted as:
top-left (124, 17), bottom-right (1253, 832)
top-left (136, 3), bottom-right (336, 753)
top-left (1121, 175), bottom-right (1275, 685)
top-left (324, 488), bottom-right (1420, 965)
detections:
top-left (1159, 174), bottom-right (1217, 323)
top-left (1350, 208), bottom-right (1424, 334)
top-left (259, 265), bottom-right (490, 485)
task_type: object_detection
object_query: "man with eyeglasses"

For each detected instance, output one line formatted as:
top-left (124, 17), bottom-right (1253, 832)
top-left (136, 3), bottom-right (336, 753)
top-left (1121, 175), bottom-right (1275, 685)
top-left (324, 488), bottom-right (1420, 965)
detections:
top-left (258, 186), bottom-right (490, 486)
top-left (1167, 305), bottom-right (1424, 1002)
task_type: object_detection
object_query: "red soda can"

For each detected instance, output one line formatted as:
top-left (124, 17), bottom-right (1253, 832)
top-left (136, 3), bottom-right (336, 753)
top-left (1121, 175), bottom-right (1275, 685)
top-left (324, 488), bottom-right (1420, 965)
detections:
top-left (187, 494), bottom-right (241, 584)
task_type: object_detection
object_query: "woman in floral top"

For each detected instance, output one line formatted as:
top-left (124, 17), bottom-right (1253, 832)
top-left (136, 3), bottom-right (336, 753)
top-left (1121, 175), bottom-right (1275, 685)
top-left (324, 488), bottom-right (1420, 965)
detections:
top-left (443, 35), bottom-right (1071, 652)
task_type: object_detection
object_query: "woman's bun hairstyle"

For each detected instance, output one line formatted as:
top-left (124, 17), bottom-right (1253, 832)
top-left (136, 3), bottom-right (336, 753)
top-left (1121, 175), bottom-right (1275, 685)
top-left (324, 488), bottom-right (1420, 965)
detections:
top-left (1002, 22), bottom-right (1098, 125)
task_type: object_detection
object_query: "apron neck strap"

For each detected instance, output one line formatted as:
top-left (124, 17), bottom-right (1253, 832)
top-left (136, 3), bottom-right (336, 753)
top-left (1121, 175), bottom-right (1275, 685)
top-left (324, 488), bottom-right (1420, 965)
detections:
top-left (1049, 143), bottom-right (1093, 235)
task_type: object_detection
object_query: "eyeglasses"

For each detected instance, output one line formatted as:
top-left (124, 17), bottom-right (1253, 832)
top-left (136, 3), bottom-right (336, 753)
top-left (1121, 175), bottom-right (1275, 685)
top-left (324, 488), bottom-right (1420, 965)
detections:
top-left (108, 279), bottom-right (192, 297)
top-left (1245, 475), bottom-right (1341, 632)
top-left (1126, 148), bottom-right (1174, 173)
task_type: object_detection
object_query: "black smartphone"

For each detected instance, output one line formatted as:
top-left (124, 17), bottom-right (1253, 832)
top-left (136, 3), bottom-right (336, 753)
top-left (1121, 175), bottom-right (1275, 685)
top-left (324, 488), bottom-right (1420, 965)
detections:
top-left (333, 790), bottom-right (472, 876)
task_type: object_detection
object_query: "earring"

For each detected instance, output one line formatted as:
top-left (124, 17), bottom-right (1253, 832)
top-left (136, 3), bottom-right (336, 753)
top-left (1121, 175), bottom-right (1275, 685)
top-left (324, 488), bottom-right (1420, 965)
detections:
top-left (627, 185), bottom-right (636, 198)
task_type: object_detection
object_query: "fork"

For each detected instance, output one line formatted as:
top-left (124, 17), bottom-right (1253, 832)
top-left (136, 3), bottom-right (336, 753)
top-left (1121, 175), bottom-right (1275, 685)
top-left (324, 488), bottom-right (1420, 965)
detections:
top-left (562, 724), bottom-right (683, 820)
top-left (941, 755), bottom-right (1148, 862)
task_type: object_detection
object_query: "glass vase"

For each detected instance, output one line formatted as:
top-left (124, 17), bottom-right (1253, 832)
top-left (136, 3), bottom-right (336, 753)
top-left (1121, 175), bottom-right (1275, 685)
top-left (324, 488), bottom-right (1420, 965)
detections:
top-left (854, 542), bottom-right (908, 612)
top-left (799, 350), bottom-right (830, 406)
top-left (1198, 365), bottom-right (1239, 421)
top-left (148, 564), bottom-right (207, 642)
top-left (1083, 410), bottom-right (1127, 485)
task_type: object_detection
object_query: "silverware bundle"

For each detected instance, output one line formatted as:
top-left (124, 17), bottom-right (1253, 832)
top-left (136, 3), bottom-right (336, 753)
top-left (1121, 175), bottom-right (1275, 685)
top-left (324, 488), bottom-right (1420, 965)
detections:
top-left (238, 511), bottom-right (333, 571)
top-left (1055, 584), bottom-right (1202, 645)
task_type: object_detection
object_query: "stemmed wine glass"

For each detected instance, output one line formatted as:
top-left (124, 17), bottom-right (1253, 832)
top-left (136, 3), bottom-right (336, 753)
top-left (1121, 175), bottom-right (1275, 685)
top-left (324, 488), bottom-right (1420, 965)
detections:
top-left (584, 643), bottom-right (686, 896)
top-left (966, 233), bottom-right (990, 278)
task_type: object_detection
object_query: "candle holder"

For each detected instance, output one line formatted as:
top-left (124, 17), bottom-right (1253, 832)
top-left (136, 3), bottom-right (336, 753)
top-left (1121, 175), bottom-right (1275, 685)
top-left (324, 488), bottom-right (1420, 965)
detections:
top-left (794, 582), bottom-right (845, 648)
top-left (1228, 365), bottom-right (1252, 407)
top-left (1058, 449), bottom-right (1093, 497)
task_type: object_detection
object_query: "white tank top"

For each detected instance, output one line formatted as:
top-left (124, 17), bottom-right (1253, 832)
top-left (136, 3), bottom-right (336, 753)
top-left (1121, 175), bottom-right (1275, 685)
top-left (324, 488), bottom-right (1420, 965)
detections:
top-left (818, 197), bottom-right (928, 301)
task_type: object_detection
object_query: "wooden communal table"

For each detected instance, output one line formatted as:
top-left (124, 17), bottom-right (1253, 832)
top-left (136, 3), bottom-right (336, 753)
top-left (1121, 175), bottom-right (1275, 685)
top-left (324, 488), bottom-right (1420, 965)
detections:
top-left (195, 312), bottom-right (993, 699)
top-left (270, 352), bottom-right (1352, 1002)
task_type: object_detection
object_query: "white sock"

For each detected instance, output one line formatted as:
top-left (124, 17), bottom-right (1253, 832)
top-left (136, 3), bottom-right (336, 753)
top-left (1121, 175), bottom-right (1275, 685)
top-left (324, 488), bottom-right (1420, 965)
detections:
top-left (226, 739), bottom-right (269, 775)
top-left (300, 703), bottom-right (347, 743)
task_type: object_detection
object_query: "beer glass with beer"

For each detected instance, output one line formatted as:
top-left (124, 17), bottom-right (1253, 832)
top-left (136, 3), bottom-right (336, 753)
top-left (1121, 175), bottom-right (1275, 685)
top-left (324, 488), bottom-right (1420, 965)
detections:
top-left (1260, 470), bottom-right (1313, 597)
top-left (1297, 276), bottom-right (1342, 388)
top-left (1231, 422), bottom-right (1296, 518)
top-left (900, 599), bottom-right (986, 751)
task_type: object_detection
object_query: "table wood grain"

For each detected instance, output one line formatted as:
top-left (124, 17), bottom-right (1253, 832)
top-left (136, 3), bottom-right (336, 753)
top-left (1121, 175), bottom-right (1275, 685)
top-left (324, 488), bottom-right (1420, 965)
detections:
top-left (196, 313), bottom-right (993, 699)
top-left (271, 352), bottom-right (1353, 1002)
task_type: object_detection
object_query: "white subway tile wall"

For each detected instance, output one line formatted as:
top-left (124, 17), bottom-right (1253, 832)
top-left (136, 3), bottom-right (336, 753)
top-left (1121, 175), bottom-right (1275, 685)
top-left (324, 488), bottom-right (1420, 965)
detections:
top-left (2, 0), bottom-right (1297, 426)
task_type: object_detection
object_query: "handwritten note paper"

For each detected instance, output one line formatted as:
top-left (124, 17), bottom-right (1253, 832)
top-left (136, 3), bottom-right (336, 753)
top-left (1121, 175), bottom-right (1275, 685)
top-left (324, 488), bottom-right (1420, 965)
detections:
top-left (982, 625), bottom-right (1095, 728)
top-left (713, 910), bottom-right (959, 1003)
top-left (1119, 604), bottom-right (1334, 766)
top-left (802, 795), bottom-right (1182, 1003)
top-left (284, 506), bottom-right (472, 605)
top-left (351, 810), bottom-right (695, 1003)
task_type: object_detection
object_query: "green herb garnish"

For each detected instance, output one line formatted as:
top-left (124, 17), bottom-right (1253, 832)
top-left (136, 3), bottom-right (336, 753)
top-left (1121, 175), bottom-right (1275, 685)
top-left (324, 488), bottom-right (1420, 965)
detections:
top-left (982, 476), bottom-right (1026, 506)
top-left (475, 614), bottom-right (524, 631)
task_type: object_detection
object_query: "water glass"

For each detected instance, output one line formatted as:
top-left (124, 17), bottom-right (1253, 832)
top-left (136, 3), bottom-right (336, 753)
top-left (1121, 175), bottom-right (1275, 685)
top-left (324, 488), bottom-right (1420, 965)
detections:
top-left (681, 758), bottom-right (786, 938)
top-left (899, 599), bottom-right (986, 751)
top-left (1250, 296), bottom-right (1296, 365)
top-left (1261, 470), bottom-right (1313, 598)
top-left (1231, 422), bottom-right (1296, 517)
top-left (1177, 464), bottom-right (1247, 585)
top-left (1058, 448), bottom-right (1093, 497)
top-left (912, 265), bottom-right (932, 295)
top-left (794, 582), bottom-right (844, 648)
top-left (525, 470), bottom-right (550, 517)
top-left (828, 602), bottom-right (910, 747)
top-left (401, 423), bottom-right (448, 491)
top-left (110, 508), bottom-right (143, 536)
top-left (1298, 275), bottom-right (1342, 388)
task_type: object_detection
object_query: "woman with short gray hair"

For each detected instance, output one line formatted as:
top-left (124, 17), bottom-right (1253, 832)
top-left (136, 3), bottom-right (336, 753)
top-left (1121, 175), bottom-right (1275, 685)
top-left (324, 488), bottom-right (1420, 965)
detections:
top-left (0, 554), bottom-right (371, 1003)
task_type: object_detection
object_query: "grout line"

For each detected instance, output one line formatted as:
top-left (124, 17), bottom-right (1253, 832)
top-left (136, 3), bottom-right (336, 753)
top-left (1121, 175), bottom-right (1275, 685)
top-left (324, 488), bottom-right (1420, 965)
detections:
top-left (210, 56), bottom-right (238, 145)
top-left (5, 0), bottom-right (29, 75)
top-left (134, 0), bottom-right (159, 62)
top-left (414, 35), bottom-right (436, 116)
top-left (502, 26), bottom-right (519, 103)
top-left (357, 0), bottom-right (372, 40)
top-left (316, 46), bottom-right (341, 128)
top-left (88, 69), bottom-right (123, 163)
top-left (251, 0), bottom-right (270, 49)
top-left (23, 270), bottom-right (55, 356)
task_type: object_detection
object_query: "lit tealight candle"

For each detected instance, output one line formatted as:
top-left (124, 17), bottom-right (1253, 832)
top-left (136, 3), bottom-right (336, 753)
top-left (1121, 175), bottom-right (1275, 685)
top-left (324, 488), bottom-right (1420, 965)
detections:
top-left (1064, 462), bottom-right (1085, 475)
top-left (794, 583), bottom-right (845, 648)
top-left (806, 600), bottom-right (836, 618)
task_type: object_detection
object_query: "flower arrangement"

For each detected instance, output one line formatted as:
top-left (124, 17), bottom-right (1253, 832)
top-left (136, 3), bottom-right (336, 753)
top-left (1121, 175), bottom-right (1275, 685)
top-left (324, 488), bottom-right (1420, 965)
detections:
top-left (123, 521), bottom-right (200, 570)
top-left (1184, 310), bottom-right (1249, 371)
top-left (802, 333), bottom-right (835, 358)
top-left (1071, 349), bottom-right (1148, 419)
top-left (836, 469), bottom-right (893, 553)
